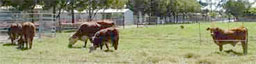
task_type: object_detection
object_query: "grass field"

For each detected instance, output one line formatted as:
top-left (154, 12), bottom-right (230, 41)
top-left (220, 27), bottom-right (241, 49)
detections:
top-left (1, 22), bottom-right (256, 64)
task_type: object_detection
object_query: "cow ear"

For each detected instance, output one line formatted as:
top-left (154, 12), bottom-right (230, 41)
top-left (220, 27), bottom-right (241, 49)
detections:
top-left (206, 27), bottom-right (210, 31)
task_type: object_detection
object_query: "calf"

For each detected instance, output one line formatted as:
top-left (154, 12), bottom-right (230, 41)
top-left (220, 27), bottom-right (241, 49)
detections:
top-left (207, 27), bottom-right (248, 54)
top-left (89, 27), bottom-right (119, 52)
top-left (68, 20), bottom-right (114, 48)
top-left (18, 22), bottom-right (36, 49)
top-left (8, 23), bottom-right (23, 45)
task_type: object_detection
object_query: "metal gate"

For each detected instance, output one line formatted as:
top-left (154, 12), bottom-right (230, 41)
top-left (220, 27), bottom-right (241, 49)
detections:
top-left (0, 12), bottom-right (56, 43)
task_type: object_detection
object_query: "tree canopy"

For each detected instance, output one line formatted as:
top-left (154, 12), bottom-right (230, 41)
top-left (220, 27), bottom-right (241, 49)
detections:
top-left (223, 0), bottom-right (247, 18)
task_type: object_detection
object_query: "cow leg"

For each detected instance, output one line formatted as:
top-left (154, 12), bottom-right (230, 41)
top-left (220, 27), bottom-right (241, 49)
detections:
top-left (242, 41), bottom-right (248, 55)
top-left (105, 42), bottom-right (109, 51)
top-left (219, 45), bottom-right (223, 51)
top-left (29, 37), bottom-right (33, 49)
top-left (83, 40), bottom-right (88, 48)
top-left (83, 36), bottom-right (89, 48)
top-left (25, 41), bottom-right (28, 49)
top-left (100, 43), bottom-right (103, 50)
top-left (11, 39), bottom-right (14, 44)
top-left (114, 39), bottom-right (119, 50)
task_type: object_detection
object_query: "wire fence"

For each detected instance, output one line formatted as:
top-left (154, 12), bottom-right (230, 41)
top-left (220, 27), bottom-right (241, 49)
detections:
top-left (0, 12), bottom-right (56, 42)
top-left (0, 12), bottom-right (256, 43)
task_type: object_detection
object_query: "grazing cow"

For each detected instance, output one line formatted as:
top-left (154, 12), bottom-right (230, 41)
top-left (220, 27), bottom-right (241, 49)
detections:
top-left (8, 23), bottom-right (23, 44)
top-left (68, 20), bottom-right (114, 48)
top-left (18, 22), bottom-right (36, 49)
top-left (207, 27), bottom-right (248, 54)
top-left (89, 27), bottom-right (119, 52)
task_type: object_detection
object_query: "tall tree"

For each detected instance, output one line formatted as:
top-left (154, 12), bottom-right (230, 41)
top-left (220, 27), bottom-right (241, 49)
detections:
top-left (1, 0), bottom-right (39, 23)
top-left (223, 0), bottom-right (246, 20)
top-left (75, 0), bottom-right (127, 21)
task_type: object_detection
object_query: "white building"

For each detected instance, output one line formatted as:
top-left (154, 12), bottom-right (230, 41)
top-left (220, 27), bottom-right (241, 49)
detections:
top-left (60, 9), bottom-right (134, 25)
top-left (0, 5), bottom-right (134, 25)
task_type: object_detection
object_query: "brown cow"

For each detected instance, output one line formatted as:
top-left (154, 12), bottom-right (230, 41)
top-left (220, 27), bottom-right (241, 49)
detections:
top-left (8, 23), bottom-right (23, 45)
top-left (89, 27), bottom-right (119, 52)
top-left (207, 27), bottom-right (248, 54)
top-left (68, 20), bottom-right (114, 48)
top-left (18, 22), bottom-right (36, 49)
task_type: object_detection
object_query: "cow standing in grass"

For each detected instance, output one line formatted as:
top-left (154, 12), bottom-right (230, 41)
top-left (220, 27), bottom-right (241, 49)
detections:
top-left (18, 22), bottom-right (36, 49)
top-left (68, 20), bottom-right (114, 48)
top-left (8, 23), bottom-right (23, 45)
top-left (89, 27), bottom-right (119, 52)
top-left (207, 27), bottom-right (248, 54)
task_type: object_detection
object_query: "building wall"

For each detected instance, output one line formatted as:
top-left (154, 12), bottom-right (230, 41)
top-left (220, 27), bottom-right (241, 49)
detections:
top-left (124, 10), bottom-right (134, 25)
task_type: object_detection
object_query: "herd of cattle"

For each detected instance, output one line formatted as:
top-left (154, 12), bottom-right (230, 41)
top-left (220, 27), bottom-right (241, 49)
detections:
top-left (7, 20), bottom-right (248, 54)
top-left (8, 20), bottom-right (119, 52)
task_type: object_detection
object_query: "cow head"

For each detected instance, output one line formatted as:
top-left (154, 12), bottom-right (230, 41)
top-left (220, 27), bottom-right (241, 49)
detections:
top-left (207, 27), bottom-right (222, 34)
top-left (68, 35), bottom-right (79, 48)
top-left (89, 36), bottom-right (102, 52)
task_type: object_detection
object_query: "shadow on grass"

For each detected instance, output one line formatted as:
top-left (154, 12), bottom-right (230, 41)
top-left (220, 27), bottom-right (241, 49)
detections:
top-left (19, 48), bottom-right (29, 51)
top-left (68, 46), bottom-right (84, 49)
top-left (104, 50), bottom-right (114, 52)
top-left (214, 49), bottom-right (244, 56)
top-left (224, 49), bottom-right (243, 56)
top-left (2, 43), bottom-right (16, 46)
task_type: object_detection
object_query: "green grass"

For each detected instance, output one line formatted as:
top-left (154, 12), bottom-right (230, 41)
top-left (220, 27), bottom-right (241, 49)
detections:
top-left (1, 22), bottom-right (256, 64)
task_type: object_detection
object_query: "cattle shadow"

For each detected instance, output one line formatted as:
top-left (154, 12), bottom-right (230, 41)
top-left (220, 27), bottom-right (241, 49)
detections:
top-left (104, 50), bottom-right (114, 52)
top-left (2, 43), bottom-right (16, 46)
top-left (214, 49), bottom-right (243, 56)
top-left (17, 47), bottom-right (30, 51)
top-left (68, 46), bottom-right (84, 49)
top-left (224, 49), bottom-right (243, 56)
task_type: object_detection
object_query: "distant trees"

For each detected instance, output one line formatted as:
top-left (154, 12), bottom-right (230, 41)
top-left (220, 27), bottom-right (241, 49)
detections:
top-left (246, 8), bottom-right (256, 16)
top-left (223, 0), bottom-right (246, 20)
top-left (75, 0), bottom-right (127, 21)
top-left (127, 0), bottom-right (201, 23)
top-left (0, 0), bottom-right (127, 23)
top-left (223, 0), bottom-right (256, 20)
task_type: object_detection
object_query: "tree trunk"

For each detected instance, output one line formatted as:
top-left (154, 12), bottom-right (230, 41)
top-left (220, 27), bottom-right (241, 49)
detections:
top-left (31, 10), bottom-right (34, 23)
top-left (183, 13), bottom-right (186, 23)
top-left (88, 8), bottom-right (93, 21)
top-left (71, 9), bottom-right (75, 23)
top-left (176, 14), bottom-right (179, 23)
top-left (53, 5), bottom-right (56, 21)
top-left (71, 1), bottom-right (75, 23)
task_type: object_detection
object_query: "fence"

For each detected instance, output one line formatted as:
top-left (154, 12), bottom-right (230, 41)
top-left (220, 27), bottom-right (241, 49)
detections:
top-left (0, 12), bottom-right (56, 42)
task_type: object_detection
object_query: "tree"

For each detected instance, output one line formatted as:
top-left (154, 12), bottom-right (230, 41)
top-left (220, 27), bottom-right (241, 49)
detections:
top-left (1, 0), bottom-right (39, 23)
top-left (245, 8), bottom-right (256, 16)
top-left (75, 0), bottom-right (127, 21)
top-left (223, 0), bottom-right (246, 20)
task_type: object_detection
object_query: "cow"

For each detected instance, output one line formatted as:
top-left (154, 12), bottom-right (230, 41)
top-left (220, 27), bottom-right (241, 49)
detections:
top-left (18, 22), bottom-right (36, 49)
top-left (89, 27), bottom-right (119, 52)
top-left (8, 23), bottom-right (23, 45)
top-left (68, 20), bottom-right (114, 48)
top-left (207, 27), bottom-right (248, 54)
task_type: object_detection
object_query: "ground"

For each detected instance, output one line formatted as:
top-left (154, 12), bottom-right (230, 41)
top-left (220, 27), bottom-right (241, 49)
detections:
top-left (1, 22), bottom-right (256, 64)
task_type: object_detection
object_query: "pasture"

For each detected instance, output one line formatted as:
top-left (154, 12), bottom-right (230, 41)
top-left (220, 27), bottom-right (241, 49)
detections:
top-left (1, 22), bottom-right (256, 64)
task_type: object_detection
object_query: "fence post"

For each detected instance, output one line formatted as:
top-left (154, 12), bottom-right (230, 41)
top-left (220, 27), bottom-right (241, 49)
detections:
top-left (39, 13), bottom-right (42, 39)
top-left (123, 13), bottom-right (125, 29)
top-left (198, 17), bottom-right (202, 44)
